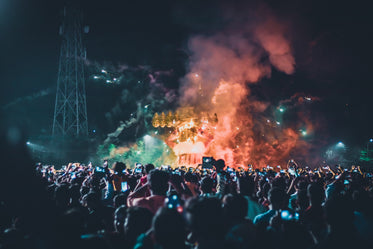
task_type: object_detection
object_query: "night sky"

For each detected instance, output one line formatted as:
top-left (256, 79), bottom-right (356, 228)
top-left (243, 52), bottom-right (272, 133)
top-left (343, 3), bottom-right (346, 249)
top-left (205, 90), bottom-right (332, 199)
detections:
top-left (1, 0), bottom-right (373, 155)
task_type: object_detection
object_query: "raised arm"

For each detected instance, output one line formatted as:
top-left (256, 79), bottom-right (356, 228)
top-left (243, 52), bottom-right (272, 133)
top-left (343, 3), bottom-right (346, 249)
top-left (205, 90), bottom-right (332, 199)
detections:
top-left (127, 182), bottom-right (149, 207)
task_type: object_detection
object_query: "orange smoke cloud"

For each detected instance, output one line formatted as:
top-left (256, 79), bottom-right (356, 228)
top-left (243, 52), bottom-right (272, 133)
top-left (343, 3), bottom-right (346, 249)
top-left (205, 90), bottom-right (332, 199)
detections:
top-left (175, 10), bottom-right (313, 168)
top-left (180, 35), bottom-right (271, 108)
top-left (255, 18), bottom-right (295, 75)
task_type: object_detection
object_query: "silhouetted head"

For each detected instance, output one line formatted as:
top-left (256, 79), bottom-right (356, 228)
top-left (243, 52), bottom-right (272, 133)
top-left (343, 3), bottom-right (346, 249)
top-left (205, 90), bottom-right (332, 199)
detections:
top-left (271, 177), bottom-right (287, 191)
top-left (307, 183), bottom-right (324, 206)
top-left (114, 205), bottom-right (127, 234)
top-left (200, 177), bottom-right (214, 194)
top-left (238, 176), bottom-right (255, 196)
top-left (113, 194), bottom-right (127, 209)
top-left (186, 197), bottom-right (225, 241)
top-left (152, 207), bottom-right (186, 249)
top-left (82, 192), bottom-right (100, 211)
top-left (148, 170), bottom-right (170, 196)
top-left (144, 164), bottom-right (155, 174)
top-left (112, 162), bottom-right (126, 174)
top-left (324, 194), bottom-right (354, 229)
top-left (124, 207), bottom-right (153, 245)
top-left (222, 194), bottom-right (248, 226)
top-left (214, 159), bottom-right (225, 172)
top-left (268, 187), bottom-right (288, 210)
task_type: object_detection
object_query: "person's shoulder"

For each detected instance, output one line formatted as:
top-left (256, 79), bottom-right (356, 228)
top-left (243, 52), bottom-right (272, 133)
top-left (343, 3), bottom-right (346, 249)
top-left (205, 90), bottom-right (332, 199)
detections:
top-left (253, 212), bottom-right (264, 224)
top-left (147, 195), bottom-right (166, 201)
top-left (254, 209), bottom-right (274, 221)
top-left (146, 195), bottom-right (166, 207)
top-left (133, 195), bottom-right (161, 204)
top-left (133, 197), bottom-right (149, 206)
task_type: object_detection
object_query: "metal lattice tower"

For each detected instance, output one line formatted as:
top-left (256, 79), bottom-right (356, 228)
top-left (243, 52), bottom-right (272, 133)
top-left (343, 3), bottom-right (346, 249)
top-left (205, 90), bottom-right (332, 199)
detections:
top-left (52, 7), bottom-right (88, 137)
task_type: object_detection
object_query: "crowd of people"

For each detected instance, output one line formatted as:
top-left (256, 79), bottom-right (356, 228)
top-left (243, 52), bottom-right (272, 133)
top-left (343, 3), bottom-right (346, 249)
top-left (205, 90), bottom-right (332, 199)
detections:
top-left (1, 156), bottom-right (373, 249)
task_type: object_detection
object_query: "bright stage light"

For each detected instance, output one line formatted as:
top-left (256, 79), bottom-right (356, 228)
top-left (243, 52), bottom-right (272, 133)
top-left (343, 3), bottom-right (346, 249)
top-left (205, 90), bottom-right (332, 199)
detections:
top-left (336, 142), bottom-right (345, 148)
top-left (26, 141), bottom-right (31, 145)
top-left (144, 135), bottom-right (152, 141)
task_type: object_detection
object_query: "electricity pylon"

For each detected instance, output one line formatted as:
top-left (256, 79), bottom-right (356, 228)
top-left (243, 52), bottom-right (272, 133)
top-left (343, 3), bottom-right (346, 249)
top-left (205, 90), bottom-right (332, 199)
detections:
top-left (52, 7), bottom-right (88, 137)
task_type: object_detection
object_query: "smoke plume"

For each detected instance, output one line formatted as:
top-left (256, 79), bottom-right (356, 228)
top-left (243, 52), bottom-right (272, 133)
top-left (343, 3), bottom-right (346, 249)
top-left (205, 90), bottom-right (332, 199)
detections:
top-left (178, 8), bottom-right (316, 167)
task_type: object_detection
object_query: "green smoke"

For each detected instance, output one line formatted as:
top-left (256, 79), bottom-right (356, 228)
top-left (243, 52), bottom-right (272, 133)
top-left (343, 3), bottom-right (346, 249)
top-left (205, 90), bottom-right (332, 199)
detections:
top-left (97, 137), bottom-right (177, 168)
